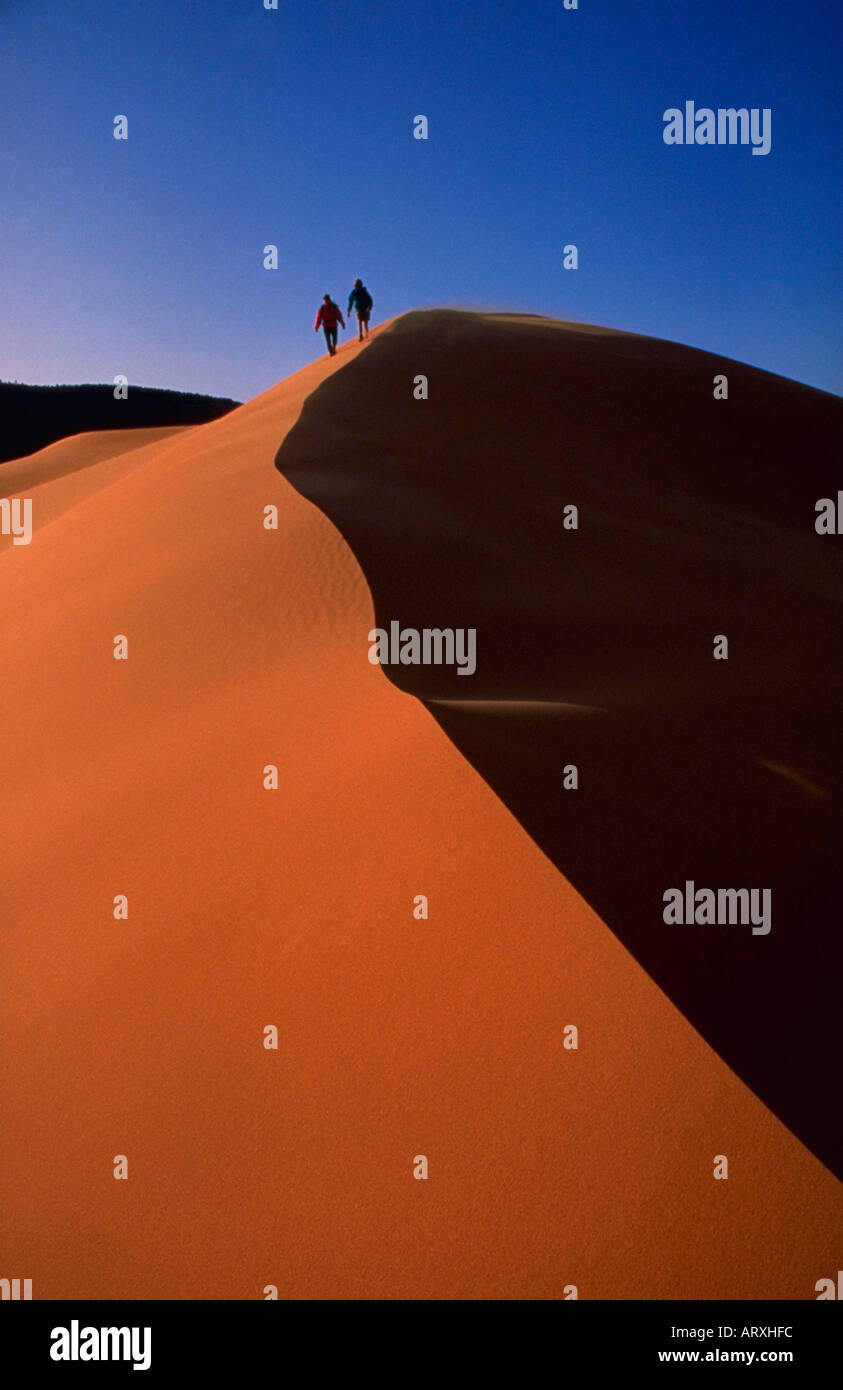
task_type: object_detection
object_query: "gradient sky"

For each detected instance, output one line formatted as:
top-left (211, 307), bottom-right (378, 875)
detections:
top-left (1, 0), bottom-right (840, 400)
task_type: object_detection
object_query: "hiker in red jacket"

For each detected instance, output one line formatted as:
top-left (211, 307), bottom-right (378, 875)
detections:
top-left (314, 295), bottom-right (345, 356)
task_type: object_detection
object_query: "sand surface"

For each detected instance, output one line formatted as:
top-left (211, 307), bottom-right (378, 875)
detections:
top-left (1, 320), bottom-right (839, 1299)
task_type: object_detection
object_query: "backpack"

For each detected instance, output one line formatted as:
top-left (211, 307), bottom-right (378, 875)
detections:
top-left (357, 285), bottom-right (373, 313)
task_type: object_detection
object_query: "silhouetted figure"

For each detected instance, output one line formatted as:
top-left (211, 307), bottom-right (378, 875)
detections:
top-left (314, 295), bottom-right (345, 356)
top-left (347, 279), bottom-right (373, 340)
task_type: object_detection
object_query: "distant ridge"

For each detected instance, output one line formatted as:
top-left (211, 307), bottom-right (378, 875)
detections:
top-left (0, 382), bottom-right (240, 466)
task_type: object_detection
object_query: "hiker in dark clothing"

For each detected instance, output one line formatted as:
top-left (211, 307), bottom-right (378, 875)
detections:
top-left (347, 279), bottom-right (373, 340)
top-left (314, 295), bottom-right (345, 356)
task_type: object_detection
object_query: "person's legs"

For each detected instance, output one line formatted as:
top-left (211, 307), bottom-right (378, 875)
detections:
top-left (323, 325), bottom-right (337, 355)
top-left (356, 312), bottom-right (364, 341)
top-left (362, 312), bottom-right (370, 339)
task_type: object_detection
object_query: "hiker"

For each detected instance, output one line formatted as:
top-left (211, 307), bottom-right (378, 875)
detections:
top-left (314, 294), bottom-right (345, 356)
top-left (347, 279), bottom-right (373, 340)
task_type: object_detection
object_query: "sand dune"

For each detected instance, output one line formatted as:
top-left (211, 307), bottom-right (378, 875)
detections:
top-left (0, 427), bottom-right (188, 554)
top-left (1, 318), bottom-right (840, 1300)
top-left (277, 310), bottom-right (843, 1184)
top-left (1, 425), bottom-right (187, 491)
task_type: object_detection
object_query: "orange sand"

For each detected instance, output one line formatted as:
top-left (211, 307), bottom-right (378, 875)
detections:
top-left (0, 326), bottom-right (839, 1299)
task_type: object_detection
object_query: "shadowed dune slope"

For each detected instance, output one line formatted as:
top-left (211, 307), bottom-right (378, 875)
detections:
top-left (1, 325), bottom-right (840, 1300)
top-left (276, 309), bottom-right (843, 1181)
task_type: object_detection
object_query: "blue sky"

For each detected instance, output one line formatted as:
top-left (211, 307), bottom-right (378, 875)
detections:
top-left (1, 0), bottom-right (840, 399)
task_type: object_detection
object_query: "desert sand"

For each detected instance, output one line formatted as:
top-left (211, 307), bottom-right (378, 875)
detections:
top-left (1, 317), bottom-right (840, 1299)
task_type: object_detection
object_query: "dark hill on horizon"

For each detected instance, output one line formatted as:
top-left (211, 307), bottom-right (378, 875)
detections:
top-left (0, 381), bottom-right (240, 465)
